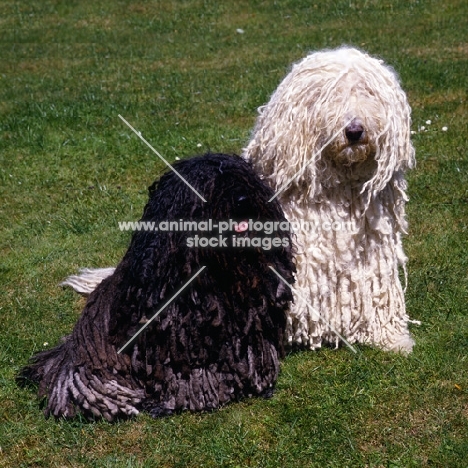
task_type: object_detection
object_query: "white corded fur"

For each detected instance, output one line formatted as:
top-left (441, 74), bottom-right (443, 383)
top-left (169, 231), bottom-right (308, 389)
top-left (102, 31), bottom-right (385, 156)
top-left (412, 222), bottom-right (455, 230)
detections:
top-left (243, 46), bottom-right (418, 353)
top-left (61, 268), bottom-right (116, 295)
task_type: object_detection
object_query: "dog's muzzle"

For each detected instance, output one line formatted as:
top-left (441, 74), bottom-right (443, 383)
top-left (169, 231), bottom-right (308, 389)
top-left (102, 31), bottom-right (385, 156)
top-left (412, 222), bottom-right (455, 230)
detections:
top-left (345, 119), bottom-right (365, 144)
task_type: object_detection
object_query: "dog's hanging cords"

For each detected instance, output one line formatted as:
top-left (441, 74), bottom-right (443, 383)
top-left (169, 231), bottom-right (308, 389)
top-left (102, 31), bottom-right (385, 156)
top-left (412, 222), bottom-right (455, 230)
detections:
top-left (117, 266), bottom-right (207, 354)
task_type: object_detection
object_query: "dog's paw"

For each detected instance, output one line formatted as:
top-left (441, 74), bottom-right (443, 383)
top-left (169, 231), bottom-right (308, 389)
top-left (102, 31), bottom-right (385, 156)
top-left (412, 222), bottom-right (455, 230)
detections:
top-left (261, 386), bottom-right (276, 399)
top-left (142, 401), bottom-right (175, 419)
top-left (385, 334), bottom-right (415, 355)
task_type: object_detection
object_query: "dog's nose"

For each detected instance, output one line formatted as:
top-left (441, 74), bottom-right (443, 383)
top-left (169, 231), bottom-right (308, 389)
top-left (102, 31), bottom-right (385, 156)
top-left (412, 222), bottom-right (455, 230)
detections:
top-left (345, 120), bottom-right (364, 142)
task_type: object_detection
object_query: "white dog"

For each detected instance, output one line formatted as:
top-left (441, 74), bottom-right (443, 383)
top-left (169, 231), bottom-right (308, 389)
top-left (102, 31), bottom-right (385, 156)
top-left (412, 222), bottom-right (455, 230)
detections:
top-left (243, 47), bottom-right (417, 353)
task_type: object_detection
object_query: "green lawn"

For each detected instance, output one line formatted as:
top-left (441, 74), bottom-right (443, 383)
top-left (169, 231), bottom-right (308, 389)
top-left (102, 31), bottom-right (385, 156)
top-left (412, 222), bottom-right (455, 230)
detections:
top-left (1, 1), bottom-right (467, 466)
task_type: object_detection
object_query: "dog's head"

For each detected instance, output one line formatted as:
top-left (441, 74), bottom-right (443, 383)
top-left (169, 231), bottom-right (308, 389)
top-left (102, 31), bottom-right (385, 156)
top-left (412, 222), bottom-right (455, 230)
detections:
top-left (244, 47), bottom-right (415, 199)
top-left (125, 153), bottom-right (294, 289)
top-left (145, 153), bottom-right (289, 233)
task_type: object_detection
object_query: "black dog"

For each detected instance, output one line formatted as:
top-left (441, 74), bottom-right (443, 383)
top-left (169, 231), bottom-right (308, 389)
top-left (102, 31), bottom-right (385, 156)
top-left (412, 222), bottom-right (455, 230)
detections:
top-left (18, 153), bottom-right (294, 421)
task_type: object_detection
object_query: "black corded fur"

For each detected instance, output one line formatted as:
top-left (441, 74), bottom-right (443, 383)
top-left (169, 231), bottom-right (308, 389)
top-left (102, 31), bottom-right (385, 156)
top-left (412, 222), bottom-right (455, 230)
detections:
top-left (18, 153), bottom-right (295, 421)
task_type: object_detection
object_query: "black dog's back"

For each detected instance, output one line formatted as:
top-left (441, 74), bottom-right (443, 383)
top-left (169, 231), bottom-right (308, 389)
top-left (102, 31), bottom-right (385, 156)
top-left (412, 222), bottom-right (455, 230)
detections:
top-left (18, 153), bottom-right (294, 421)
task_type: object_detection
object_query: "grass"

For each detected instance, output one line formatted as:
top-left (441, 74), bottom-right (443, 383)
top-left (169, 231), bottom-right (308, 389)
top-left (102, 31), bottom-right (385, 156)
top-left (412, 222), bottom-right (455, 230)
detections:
top-left (1, 0), bottom-right (467, 466)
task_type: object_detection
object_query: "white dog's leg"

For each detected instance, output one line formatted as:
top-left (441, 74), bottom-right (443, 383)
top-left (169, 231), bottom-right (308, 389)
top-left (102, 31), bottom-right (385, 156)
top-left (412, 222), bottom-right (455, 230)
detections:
top-left (61, 268), bottom-right (116, 295)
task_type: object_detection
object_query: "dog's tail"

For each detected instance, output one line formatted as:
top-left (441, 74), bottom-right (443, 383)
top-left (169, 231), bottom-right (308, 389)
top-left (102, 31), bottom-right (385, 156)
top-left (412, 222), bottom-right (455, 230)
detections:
top-left (60, 267), bottom-right (116, 295)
